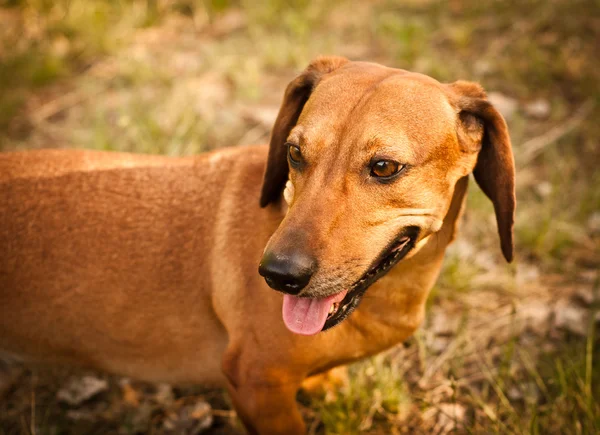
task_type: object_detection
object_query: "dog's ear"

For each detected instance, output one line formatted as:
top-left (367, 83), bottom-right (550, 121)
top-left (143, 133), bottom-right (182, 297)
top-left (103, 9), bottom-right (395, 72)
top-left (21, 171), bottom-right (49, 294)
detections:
top-left (446, 81), bottom-right (516, 262)
top-left (259, 56), bottom-right (349, 208)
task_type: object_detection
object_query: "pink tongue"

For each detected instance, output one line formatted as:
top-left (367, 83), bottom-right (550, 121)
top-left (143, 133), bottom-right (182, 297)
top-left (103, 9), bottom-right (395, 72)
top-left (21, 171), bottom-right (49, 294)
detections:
top-left (282, 290), bottom-right (348, 336)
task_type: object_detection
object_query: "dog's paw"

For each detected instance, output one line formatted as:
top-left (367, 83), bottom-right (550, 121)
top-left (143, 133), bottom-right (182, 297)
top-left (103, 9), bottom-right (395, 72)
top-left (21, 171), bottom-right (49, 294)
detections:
top-left (301, 366), bottom-right (348, 400)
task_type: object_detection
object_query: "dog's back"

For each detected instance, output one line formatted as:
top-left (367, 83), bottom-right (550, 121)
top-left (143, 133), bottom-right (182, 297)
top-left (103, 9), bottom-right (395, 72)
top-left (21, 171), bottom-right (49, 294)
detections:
top-left (0, 148), bottom-right (181, 183)
top-left (0, 147), bottom-right (267, 384)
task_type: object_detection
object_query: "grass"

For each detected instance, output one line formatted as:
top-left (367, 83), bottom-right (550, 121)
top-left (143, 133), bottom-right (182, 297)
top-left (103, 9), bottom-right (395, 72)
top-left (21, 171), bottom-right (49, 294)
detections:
top-left (312, 352), bottom-right (413, 434)
top-left (0, 0), bottom-right (599, 434)
top-left (307, 306), bottom-right (599, 434)
top-left (472, 338), bottom-right (599, 433)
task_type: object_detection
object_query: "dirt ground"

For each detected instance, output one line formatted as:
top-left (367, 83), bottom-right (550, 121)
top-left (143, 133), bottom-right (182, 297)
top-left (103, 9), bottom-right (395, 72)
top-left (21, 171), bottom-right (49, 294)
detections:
top-left (0, 1), bottom-right (599, 434)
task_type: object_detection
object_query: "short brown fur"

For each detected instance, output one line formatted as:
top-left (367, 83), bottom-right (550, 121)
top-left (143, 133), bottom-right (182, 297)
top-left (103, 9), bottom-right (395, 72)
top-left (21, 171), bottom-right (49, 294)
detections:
top-left (0, 58), bottom-right (515, 434)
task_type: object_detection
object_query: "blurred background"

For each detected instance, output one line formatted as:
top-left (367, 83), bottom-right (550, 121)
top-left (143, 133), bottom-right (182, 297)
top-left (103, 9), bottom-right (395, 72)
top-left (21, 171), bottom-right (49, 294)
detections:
top-left (0, 0), bottom-right (598, 433)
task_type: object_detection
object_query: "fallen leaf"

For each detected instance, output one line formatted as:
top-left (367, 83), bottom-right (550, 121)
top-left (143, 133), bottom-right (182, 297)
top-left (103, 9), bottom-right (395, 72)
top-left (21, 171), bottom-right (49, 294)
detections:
top-left (524, 99), bottom-right (551, 119)
top-left (488, 92), bottom-right (518, 120)
top-left (553, 299), bottom-right (589, 336)
top-left (163, 400), bottom-right (213, 434)
top-left (57, 376), bottom-right (108, 406)
top-left (119, 379), bottom-right (140, 407)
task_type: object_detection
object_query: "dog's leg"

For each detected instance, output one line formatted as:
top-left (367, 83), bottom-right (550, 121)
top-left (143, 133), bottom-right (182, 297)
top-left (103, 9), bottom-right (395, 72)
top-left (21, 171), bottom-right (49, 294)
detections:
top-left (222, 348), bottom-right (305, 434)
top-left (227, 381), bottom-right (305, 435)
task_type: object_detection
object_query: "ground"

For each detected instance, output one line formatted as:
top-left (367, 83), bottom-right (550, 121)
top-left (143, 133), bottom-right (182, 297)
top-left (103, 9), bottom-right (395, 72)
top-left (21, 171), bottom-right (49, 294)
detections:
top-left (0, 1), bottom-right (599, 434)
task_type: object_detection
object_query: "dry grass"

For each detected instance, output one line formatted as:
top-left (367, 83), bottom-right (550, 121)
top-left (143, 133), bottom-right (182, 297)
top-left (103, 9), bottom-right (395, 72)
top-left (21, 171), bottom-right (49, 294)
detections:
top-left (0, 0), bottom-right (599, 434)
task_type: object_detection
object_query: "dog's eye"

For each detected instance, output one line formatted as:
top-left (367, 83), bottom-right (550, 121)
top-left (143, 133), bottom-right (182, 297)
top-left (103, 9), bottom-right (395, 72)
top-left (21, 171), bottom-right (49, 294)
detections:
top-left (371, 160), bottom-right (402, 179)
top-left (287, 144), bottom-right (302, 166)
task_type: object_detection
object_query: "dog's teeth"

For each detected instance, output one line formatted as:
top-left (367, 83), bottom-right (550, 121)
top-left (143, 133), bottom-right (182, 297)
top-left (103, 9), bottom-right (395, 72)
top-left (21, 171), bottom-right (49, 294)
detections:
top-left (329, 305), bottom-right (335, 314)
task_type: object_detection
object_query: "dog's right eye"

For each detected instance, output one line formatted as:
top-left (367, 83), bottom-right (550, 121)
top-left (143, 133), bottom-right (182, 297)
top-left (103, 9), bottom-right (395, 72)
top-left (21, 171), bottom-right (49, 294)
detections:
top-left (287, 144), bottom-right (303, 167)
top-left (371, 160), bottom-right (402, 179)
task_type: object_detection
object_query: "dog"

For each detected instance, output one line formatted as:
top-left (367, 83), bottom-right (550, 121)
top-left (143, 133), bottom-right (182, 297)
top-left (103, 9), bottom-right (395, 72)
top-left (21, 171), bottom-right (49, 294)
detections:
top-left (0, 56), bottom-right (515, 434)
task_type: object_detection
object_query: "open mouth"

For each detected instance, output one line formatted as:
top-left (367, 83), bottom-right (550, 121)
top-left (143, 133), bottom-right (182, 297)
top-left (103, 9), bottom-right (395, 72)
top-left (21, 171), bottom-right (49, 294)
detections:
top-left (321, 226), bottom-right (420, 331)
top-left (281, 226), bottom-right (420, 335)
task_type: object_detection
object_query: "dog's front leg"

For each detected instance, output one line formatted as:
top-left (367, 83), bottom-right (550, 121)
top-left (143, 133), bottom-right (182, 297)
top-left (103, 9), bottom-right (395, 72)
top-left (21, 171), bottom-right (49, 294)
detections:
top-left (227, 380), bottom-right (305, 435)
top-left (222, 349), bottom-right (305, 434)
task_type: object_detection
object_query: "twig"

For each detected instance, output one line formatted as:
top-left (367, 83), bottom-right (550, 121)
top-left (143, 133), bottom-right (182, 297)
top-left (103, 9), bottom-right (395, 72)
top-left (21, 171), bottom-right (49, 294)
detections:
top-left (520, 100), bottom-right (595, 166)
top-left (419, 333), bottom-right (468, 387)
top-left (30, 88), bottom-right (104, 125)
top-left (236, 122), bottom-right (269, 147)
top-left (474, 355), bottom-right (516, 416)
top-left (585, 275), bottom-right (599, 414)
top-left (30, 370), bottom-right (37, 435)
top-left (210, 409), bottom-right (237, 418)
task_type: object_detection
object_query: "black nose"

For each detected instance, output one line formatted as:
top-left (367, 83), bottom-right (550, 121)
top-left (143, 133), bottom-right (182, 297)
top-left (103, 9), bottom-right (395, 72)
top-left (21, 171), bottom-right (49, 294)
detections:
top-left (258, 251), bottom-right (316, 294)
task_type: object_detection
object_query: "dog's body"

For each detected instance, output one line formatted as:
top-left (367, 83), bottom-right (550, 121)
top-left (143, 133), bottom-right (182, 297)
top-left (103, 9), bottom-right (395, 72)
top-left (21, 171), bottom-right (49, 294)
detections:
top-left (0, 58), bottom-right (515, 434)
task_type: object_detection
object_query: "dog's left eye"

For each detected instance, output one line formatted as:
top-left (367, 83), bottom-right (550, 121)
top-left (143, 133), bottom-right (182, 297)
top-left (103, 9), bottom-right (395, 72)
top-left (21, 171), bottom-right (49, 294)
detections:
top-left (287, 144), bottom-right (303, 167)
top-left (370, 160), bottom-right (403, 179)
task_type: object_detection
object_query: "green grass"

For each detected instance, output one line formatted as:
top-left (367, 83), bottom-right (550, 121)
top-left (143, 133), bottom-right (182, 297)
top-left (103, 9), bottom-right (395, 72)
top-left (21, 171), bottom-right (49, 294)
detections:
top-left (307, 321), bottom-right (599, 434)
top-left (311, 352), bottom-right (413, 434)
top-left (470, 331), bottom-right (600, 434)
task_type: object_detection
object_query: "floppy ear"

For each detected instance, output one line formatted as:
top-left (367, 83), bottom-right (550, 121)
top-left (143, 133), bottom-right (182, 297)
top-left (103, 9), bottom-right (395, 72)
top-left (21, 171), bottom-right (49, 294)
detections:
top-left (259, 56), bottom-right (349, 207)
top-left (447, 81), bottom-right (516, 262)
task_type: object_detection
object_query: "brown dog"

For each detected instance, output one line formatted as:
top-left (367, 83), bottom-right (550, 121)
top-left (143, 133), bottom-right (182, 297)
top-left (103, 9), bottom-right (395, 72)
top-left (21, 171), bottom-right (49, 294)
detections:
top-left (0, 57), bottom-right (515, 434)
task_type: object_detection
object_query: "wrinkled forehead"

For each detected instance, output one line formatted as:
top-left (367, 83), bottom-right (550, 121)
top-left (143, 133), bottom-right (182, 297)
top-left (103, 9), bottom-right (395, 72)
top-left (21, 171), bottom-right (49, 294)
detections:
top-left (294, 63), bottom-right (458, 156)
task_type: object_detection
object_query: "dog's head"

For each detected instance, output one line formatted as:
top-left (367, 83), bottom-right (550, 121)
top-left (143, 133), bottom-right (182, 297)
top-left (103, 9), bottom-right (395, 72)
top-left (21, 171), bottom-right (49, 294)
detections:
top-left (258, 57), bottom-right (515, 335)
